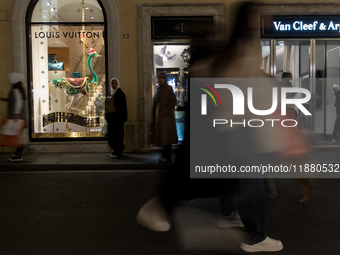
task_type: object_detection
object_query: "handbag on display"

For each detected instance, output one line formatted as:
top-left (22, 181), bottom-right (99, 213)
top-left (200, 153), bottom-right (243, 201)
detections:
top-left (72, 72), bottom-right (82, 78)
top-left (48, 60), bottom-right (64, 70)
top-left (105, 98), bottom-right (116, 114)
top-left (0, 119), bottom-right (26, 148)
top-left (48, 54), bottom-right (57, 63)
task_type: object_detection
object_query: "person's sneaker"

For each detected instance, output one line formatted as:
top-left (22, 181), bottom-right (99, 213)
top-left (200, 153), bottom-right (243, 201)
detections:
top-left (332, 136), bottom-right (340, 142)
top-left (159, 157), bottom-right (171, 163)
top-left (217, 210), bottom-right (244, 228)
top-left (136, 196), bottom-right (171, 232)
top-left (240, 237), bottom-right (283, 253)
top-left (7, 155), bottom-right (23, 162)
top-left (110, 152), bottom-right (122, 158)
top-left (7, 154), bottom-right (15, 161)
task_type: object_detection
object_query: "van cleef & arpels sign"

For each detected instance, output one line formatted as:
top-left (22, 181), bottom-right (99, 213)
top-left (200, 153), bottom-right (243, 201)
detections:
top-left (262, 15), bottom-right (340, 38)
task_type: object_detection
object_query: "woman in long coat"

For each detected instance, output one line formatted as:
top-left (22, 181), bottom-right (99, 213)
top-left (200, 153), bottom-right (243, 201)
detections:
top-left (152, 73), bottom-right (178, 162)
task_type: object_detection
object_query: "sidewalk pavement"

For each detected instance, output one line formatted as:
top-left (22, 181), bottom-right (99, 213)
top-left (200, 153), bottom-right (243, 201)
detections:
top-left (0, 151), bottom-right (171, 171)
top-left (0, 144), bottom-right (339, 171)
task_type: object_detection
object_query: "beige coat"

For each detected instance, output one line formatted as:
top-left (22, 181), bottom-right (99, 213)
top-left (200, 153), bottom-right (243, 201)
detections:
top-left (152, 84), bottom-right (178, 146)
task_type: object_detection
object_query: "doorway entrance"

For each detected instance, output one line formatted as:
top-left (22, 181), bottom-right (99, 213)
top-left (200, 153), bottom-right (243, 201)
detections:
top-left (153, 43), bottom-right (190, 142)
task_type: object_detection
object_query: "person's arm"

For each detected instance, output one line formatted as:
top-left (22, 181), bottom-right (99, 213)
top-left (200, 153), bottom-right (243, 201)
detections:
top-left (122, 93), bottom-right (128, 122)
top-left (116, 92), bottom-right (128, 122)
top-left (12, 89), bottom-right (24, 119)
top-left (163, 88), bottom-right (177, 117)
top-left (0, 97), bottom-right (9, 102)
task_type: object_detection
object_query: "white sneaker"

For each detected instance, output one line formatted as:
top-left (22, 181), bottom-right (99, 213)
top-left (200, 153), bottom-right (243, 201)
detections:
top-left (159, 157), bottom-right (169, 163)
top-left (136, 196), bottom-right (171, 232)
top-left (217, 210), bottom-right (244, 228)
top-left (240, 237), bottom-right (283, 253)
top-left (7, 155), bottom-right (23, 162)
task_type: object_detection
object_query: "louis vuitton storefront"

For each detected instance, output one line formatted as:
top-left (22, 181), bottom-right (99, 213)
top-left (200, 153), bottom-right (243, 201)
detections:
top-left (27, 0), bottom-right (106, 139)
top-left (9, 0), bottom-right (120, 152)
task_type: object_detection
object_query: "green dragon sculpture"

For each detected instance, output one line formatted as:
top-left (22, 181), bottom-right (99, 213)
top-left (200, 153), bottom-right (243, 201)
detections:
top-left (52, 48), bottom-right (99, 95)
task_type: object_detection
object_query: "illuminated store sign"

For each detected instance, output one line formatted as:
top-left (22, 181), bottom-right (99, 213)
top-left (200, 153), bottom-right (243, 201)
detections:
top-left (262, 15), bottom-right (340, 38)
top-left (34, 31), bottom-right (101, 39)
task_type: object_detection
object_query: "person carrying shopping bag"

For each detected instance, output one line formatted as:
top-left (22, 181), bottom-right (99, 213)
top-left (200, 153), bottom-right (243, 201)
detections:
top-left (0, 73), bottom-right (27, 161)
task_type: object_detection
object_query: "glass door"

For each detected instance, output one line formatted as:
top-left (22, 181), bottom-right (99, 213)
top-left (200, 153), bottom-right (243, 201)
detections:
top-left (261, 40), bottom-right (271, 75)
top-left (274, 40), bottom-right (312, 131)
top-left (315, 40), bottom-right (340, 143)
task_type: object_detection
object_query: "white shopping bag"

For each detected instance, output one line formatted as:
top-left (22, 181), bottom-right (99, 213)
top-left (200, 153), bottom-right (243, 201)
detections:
top-left (0, 119), bottom-right (25, 136)
top-left (101, 120), bottom-right (108, 138)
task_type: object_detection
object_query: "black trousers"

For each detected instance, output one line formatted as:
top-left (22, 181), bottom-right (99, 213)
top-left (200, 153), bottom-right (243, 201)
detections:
top-left (159, 132), bottom-right (268, 244)
top-left (333, 110), bottom-right (340, 139)
top-left (162, 144), bottom-right (172, 160)
top-left (107, 121), bottom-right (125, 153)
top-left (15, 146), bottom-right (23, 156)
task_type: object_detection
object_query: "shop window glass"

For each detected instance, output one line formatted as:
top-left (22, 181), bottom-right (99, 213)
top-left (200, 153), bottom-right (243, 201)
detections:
top-left (28, 0), bottom-right (106, 138)
top-left (31, 0), bottom-right (104, 23)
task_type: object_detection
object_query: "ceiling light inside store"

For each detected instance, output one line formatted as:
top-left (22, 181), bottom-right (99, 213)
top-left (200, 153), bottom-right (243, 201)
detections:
top-left (84, 7), bottom-right (89, 9)
top-left (47, 3), bottom-right (51, 7)
top-left (90, 16), bottom-right (95, 19)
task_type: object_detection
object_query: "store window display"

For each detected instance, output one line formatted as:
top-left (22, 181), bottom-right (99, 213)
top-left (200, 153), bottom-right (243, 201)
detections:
top-left (27, 0), bottom-right (106, 138)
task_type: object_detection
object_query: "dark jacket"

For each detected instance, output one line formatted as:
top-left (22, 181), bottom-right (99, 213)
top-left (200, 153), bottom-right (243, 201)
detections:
top-left (105, 88), bottom-right (128, 123)
top-left (334, 90), bottom-right (340, 113)
top-left (7, 88), bottom-right (27, 121)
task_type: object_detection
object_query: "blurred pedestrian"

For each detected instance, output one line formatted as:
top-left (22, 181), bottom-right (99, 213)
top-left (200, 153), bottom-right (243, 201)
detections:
top-left (0, 73), bottom-right (27, 161)
top-left (152, 72), bottom-right (178, 162)
top-left (210, 2), bottom-right (284, 251)
top-left (105, 78), bottom-right (127, 158)
top-left (137, 2), bottom-right (284, 253)
top-left (332, 83), bottom-right (340, 142)
top-left (281, 71), bottom-right (292, 82)
top-left (281, 71), bottom-right (299, 122)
